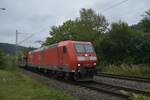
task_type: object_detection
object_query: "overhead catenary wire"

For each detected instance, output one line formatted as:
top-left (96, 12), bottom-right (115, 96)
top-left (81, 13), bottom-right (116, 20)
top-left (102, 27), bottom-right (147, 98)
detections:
top-left (105, 4), bottom-right (150, 25)
top-left (101, 0), bottom-right (129, 13)
top-left (18, 33), bottom-right (36, 44)
top-left (18, 27), bottom-right (49, 45)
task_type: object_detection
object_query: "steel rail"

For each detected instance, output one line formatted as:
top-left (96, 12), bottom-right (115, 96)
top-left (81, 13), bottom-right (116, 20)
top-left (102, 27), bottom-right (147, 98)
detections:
top-left (96, 73), bottom-right (150, 83)
top-left (73, 82), bottom-right (130, 99)
top-left (93, 81), bottom-right (150, 97)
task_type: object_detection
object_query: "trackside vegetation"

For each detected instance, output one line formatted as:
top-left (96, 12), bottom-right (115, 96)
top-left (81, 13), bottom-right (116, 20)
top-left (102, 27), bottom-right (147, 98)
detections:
top-left (132, 95), bottom-right (150, 100)
top-left (0, 49), bottom-right (5, 69)
top-left (101, 64), bottom-right (150, 78)
top-left (0, 69), bottom-right (74, 100)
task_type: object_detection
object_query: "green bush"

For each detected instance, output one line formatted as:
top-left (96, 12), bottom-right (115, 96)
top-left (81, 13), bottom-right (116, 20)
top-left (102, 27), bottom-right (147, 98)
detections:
top-left (0, 49), bottom-right (5, 69)
top-left (101, 64), bottom-right (150, 78)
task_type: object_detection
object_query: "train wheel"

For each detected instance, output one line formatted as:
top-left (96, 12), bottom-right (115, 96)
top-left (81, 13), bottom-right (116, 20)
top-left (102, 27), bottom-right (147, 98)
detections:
top-left (73, 72), bottom-right (80, 81)
top-left (44, 69), bottom-right (47, 73)
top-left (64, 73), bottom-right (71, 80)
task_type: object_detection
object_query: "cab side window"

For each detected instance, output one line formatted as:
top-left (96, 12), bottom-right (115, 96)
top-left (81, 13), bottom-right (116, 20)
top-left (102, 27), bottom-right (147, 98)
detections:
top-left (63, 46), bottom-right (67, 53)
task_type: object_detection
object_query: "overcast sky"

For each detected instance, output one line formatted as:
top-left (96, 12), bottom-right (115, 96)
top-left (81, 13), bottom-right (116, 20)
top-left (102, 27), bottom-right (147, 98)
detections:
top-left (0, 0), bottom-right (149, 47)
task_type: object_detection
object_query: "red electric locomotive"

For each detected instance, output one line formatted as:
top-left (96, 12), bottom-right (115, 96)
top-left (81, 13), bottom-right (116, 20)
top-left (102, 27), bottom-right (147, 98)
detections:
top-left (25, 40), bottom-right (97, 81)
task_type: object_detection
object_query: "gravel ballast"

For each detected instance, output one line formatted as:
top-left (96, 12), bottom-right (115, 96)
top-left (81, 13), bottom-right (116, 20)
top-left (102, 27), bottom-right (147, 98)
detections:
top-left (21, 69), bottom-right (128, 100)
top-left (94, 76), bottom-right (150, 91)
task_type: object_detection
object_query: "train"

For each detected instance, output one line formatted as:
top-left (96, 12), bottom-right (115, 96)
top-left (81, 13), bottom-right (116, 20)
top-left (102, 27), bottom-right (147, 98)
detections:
top-left (19, 40), bottom-right (98, 81)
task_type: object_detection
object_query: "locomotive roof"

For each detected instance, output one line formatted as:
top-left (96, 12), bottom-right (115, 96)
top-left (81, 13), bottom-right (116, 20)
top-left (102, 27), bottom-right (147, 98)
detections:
top-left (29, 43), bottom-right (58, 54)
top-left (28, 40), bottom-right (91, 54)
top-left (59, 40), bottom-right (91, 45)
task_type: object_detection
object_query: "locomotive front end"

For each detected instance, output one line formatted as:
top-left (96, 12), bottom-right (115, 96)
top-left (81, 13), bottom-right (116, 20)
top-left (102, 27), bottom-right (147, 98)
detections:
top-left (73, 42), bottom-right (97, 81)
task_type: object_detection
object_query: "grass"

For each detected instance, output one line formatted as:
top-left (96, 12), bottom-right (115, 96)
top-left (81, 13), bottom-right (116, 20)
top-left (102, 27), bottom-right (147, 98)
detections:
top-left (131, 94), bottom-right (150, 100)
top-left (122, 91), bottom-right (150, 100)
top-left (101, 64), bottom-right (150, 78)
top-left (0, 69), bottom-right (74, 100)
top-left (121, 89), bottom-right (150, 100)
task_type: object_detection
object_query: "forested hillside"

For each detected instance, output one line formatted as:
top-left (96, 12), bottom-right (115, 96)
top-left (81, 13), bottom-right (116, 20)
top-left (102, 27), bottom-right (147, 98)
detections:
top-left (0, 43), bottom-right (24, 55)
top-left (44, 8), bottom-right (150, 65)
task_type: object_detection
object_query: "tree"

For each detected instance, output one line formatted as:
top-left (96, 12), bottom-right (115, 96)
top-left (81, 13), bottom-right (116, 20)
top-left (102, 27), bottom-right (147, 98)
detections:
top-left (0, 49), bottom-right (5, 68)
top-left (96, 21), bottom-right (141, 64)
top-left (45, 8), bottom-right (108, 45)
top-left (129, 34), bottom-right (150, 64)
top-left (138, 9), bottom-right (150, 33)
top-left (80, 8), bottom-right (108, 33)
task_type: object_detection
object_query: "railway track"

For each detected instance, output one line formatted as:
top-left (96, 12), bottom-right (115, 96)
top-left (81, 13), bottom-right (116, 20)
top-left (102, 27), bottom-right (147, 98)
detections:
top-left (71, 81), bottom-right (150, 100)
top-left (91, 81), bottom-right (150, 97)
top-left (96, 73), bottom-right (150, 83)
top-left (72, 81), bottom-right (130, 99)
top-left (22, 68), bottom-right (130, 99)
top-left (57, 79), bottom-right (150, 99)
top-left (22, 67), bottom-right (150, 99)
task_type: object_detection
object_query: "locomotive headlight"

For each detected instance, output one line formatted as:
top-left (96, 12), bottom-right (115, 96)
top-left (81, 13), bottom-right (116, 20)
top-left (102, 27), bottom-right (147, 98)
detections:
top-left (89, 56), bottom-right (97, 60)
top-left (77, 56), bottom-right (86, 61)
top-left (77, 64), bottom-right (81, 66)
top-left (71, 70), bottom-right (75, 72)
top-left (85, 54), bottom-right (88, 56)
top-left (93, 63), bottom-right (97, 65)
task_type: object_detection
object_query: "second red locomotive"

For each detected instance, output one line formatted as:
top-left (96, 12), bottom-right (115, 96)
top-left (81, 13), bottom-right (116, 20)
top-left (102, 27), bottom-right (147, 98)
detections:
top-left (22, 40), bottom-right (98, 81)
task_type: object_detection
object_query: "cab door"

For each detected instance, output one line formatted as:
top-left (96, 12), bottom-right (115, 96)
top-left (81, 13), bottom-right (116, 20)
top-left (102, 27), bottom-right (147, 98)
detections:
top-left (58, 46), bottom-right (68, 68)
top-left (58, 46), bottom-right (63, 66)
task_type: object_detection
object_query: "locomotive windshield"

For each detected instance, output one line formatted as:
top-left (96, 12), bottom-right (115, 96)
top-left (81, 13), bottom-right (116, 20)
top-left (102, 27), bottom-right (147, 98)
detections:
top-left (74, 43), bottom-right (94, 53)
